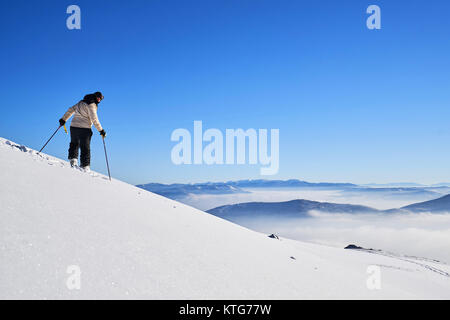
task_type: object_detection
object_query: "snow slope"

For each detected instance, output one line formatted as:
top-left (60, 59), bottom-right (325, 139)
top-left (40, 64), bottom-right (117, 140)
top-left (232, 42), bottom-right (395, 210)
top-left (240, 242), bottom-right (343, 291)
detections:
top-left (1, 137), bottom-right (450, 299)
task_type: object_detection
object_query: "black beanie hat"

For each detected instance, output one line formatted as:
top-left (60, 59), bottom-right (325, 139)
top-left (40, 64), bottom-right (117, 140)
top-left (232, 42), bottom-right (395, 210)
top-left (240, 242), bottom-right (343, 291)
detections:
top-left (94, 91), bottom-right (104, 100)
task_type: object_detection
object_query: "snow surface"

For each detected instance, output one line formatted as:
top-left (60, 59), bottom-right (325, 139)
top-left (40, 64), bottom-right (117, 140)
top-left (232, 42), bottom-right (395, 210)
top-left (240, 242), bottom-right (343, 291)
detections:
top-left (1, 137), bottom-right (450, 299)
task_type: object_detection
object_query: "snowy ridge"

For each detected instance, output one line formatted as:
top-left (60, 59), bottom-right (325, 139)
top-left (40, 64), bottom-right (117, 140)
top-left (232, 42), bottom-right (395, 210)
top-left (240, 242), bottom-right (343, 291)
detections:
top-left (1, 139), bottom-right (103, 178)
top-left (1, 137), bottom-right (450, 299)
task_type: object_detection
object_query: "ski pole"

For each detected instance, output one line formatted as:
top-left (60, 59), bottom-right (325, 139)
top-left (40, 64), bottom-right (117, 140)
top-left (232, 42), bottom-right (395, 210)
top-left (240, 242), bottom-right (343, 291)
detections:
top-left (38, 125), bottom-right (62, 154)
top-left (102, 136), bottom-right (111, 181)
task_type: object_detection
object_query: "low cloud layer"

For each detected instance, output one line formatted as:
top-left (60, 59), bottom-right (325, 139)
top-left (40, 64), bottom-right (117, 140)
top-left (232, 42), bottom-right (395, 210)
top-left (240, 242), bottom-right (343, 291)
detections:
top-left (230, 212), bottom-right (450, 264)
top-left (181, 189), bottom-right (450, 263)
top-left (183, 188), bottom-right (446, 211)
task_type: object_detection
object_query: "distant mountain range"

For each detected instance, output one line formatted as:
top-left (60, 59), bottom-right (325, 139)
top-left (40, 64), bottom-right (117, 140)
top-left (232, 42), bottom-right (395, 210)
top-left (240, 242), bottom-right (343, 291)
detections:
top-left (136, 182), bottom-right (248, 199)
top-left (430, 183), bottom-right (450, 187)
top-left (363, 182), bottom-right (450, 188)
top-left (362, 182), bottom-right (427, 187)
top-left (207, 194), bottom-right (450, 219)
top-left (224, 179), bottom-right (357, 188)
top-left (136, 179), bottom-right (450, 200)
top-left (342, 187), bottom-right (442, 198)
top-left (398, 194), bottom-right (450, 213)
top-left (136, 179), bottom-right (357, 199)
top-left (208, 199), bottom-right (380, 220)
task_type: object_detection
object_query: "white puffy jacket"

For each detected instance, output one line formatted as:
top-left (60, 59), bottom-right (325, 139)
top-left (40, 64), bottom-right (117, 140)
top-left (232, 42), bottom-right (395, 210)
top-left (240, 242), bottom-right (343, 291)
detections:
top-left (62, 101), bottom-right (103, 132)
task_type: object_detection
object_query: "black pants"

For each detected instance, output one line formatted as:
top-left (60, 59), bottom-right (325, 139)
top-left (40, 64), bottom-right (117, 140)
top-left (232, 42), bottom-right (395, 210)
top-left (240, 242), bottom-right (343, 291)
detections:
top-left (68, 127), bottom-right (93, 167)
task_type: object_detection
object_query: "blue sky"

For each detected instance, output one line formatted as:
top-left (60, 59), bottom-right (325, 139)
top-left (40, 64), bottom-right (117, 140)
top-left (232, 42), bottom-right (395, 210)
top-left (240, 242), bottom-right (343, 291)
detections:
top-left (1, 0), bottom-right (449, 185)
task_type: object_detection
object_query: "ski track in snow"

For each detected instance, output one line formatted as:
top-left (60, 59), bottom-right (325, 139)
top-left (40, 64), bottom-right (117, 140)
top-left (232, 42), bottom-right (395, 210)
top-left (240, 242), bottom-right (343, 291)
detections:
top-left (360, 249), bottom-right (450, 278)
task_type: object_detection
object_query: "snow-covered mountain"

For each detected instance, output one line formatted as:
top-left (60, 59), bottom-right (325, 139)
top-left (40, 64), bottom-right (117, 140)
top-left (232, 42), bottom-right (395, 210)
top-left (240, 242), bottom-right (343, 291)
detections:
top-left (1, 137), bottom-right (450, 299)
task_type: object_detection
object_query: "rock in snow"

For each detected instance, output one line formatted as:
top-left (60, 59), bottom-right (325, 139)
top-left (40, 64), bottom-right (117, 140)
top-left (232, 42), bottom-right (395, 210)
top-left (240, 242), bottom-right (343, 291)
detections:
top-left (345, 244), bottom-right (365, 250)
top-left (1, 137), bottom-right (450, 299)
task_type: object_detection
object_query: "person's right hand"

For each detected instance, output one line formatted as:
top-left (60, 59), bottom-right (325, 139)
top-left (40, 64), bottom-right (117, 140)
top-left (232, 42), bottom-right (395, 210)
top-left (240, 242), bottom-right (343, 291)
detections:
top-left (100, 130), bottom-right (107, 138)
top-left (59, 119), bottom-right (66, 126)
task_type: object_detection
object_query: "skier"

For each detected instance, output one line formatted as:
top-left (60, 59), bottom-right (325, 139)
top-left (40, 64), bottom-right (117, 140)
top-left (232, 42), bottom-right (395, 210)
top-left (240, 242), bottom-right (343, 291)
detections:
top-left (59, 92), bottom-right (106, 172)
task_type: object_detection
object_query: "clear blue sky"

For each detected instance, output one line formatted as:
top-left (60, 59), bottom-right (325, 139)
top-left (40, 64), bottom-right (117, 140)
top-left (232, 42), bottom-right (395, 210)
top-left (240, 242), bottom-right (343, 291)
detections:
top-left (1, 0), bottom-right (449, 185)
